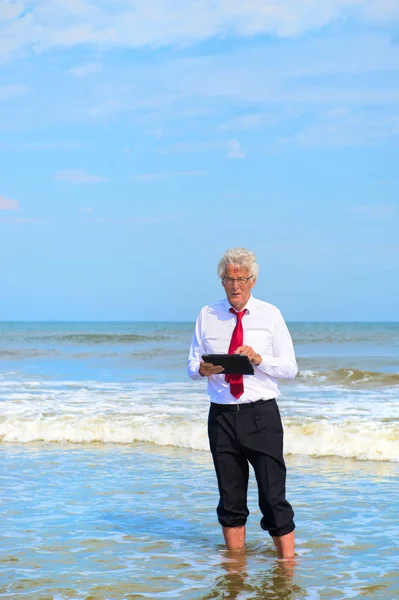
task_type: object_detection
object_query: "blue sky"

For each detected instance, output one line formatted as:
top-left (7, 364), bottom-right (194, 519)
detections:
top-left (0, 1), bottom-right (398, 321)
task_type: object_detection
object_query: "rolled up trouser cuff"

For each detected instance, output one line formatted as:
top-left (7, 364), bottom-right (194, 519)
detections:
top-left (217, 514), bottom-right (248, 528)
top-left (264, 521), bottom-right (295, 538)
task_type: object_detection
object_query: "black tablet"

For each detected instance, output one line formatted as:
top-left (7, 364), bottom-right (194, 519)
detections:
top-left (202, 354), bottom-right (255, 375)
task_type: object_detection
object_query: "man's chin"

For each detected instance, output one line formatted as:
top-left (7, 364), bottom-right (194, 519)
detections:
top-left (229, 296), bottom-right (243, 306)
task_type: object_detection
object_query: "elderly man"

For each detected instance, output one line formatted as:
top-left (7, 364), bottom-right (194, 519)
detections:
top-left (188, 248), bottom-right (297, 558)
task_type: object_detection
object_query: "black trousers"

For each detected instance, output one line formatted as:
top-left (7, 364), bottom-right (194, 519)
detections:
top-left (208, 398), bottom-right (295, 537)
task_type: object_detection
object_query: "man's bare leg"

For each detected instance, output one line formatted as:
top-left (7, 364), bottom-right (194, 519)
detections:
top-left (222, 526), bottom-right (246, 552)
top-left (272, 531), bottom-right (295, 559)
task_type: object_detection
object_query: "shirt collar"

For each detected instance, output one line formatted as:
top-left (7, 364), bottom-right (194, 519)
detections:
top-left (223, 294), bottom-right (255, 314)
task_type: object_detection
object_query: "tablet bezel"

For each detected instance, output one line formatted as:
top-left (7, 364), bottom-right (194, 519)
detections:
top-left (202, 353), bottom-right (255, 375)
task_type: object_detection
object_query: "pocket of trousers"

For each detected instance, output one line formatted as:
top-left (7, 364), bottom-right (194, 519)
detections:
top-left (208, 407), bottom-right (221, 450)
top-left (254, 400), bottom-right (283, 434)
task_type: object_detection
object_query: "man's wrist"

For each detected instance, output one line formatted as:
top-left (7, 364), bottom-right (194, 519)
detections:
top-left (253, 354), bottom-right (262, 366)
top-left (198, 362), bottom-right (207, 377)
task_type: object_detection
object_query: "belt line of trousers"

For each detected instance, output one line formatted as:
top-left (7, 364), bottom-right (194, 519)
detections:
top-left (207, 399), bottom-right (295, 538)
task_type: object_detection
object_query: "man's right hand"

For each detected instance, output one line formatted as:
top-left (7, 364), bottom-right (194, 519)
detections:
top-left (199, 361), bottom-right (224, 377)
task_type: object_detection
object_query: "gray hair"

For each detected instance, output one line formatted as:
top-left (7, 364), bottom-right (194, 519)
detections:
top-left (217, 248), bottom-right (259, 280)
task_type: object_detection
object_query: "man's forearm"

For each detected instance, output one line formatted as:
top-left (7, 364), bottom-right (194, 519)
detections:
top-left (256, 355), bottom-right (298, 380)
top-left (187, 360), bottom-right (203, 380)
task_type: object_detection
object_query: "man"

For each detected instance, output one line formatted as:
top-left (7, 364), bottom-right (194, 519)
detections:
top-left (188, 248), bottom-right (297, 558)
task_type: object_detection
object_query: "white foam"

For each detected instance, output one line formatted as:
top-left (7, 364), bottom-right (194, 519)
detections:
top-left (0, 378), bottom-right (398, 462)
top-left (0, 415), bottom-right (209, 450)
top-left (0, 413), bottom-right (398, 462)
top-left (283, 419), bottom-right (399, 462)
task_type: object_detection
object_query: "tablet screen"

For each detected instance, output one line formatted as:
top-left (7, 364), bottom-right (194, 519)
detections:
top-left (202, 354), bottom-right (255, 375)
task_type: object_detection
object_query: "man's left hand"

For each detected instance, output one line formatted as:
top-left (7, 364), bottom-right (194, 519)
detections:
top-left (234, 346), bottom-right (262, 366)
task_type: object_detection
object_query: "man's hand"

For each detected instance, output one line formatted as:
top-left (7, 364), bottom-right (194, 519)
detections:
top-left (199, 361), bottom-right (224, 377)
top-left (234, 346), bottom-right (262, 366)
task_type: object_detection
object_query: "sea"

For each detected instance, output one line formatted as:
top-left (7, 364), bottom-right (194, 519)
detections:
top-left (0, 321), bottom-right (398, 599)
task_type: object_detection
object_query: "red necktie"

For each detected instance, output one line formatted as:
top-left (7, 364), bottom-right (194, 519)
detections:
top-left (225, 308), bottom-right (246, 398)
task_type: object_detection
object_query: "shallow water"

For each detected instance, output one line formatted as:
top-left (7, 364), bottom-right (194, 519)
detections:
top-left (1, 444), bottom-right (398, 599)
top-left (0, 321), bottom-right (398, 598)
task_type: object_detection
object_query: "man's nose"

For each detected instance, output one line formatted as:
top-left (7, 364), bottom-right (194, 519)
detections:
top-left (232, 280), bottom-right (240, 289)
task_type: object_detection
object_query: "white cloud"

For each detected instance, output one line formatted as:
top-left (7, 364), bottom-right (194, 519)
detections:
top-left (93, 216), bottom-right (173, 225)
top-left (45, 33), bottom-right (398, 128)
top-left (348, 204), bottom-right (398, 218)
top-left (133, 170), bottom-right (206, 182)
top-left (284, 110), bottom-right (399, 147)
top-left (0, 217), bottom-right (49, 223)
top-left (326, 108), bottom-right (351, 119)
top-left (0, 7), bottom-right (398, 150)
top-left (1, 29), bottom-right (398, 137)
top-left (78, 206), bottom-right (95, 213)
top-left (219, 113), bottom-right (271, 131)
top-left (0, 141), bottom-right (81, 151)
top-left (149, 129), bottom-right (164, 139)
top-left (54, 169), bottom-right (108, 183)
top-left (162, 141), bottom-right (218, 154)
top-left (161, 140), bottom-right (246, 158)
top-left (69, 63), bottom-right (102, 78)
top-left (0, 2), bottom-right (25, 22)
top-left (0, 195), bottom-right (19, 210)
top-left (0, 84), bottom-right (29, 100)
top-left (1, 0), bottom-right (399, 61)
top-left (226, 139), bottom-right (246, 159)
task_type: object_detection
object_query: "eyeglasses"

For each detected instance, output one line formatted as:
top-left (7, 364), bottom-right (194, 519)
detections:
top-left (222, 276), bottom-right (252, 286)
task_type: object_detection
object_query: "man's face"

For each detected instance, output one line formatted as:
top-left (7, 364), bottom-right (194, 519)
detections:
top-left (222, 264), bottom-right (256, 310)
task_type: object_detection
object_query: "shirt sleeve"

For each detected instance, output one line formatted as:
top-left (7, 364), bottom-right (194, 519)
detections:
top-left (256, 309), bottom-right (298, 380)
top-left (187, 309), bottom-right (206, 380)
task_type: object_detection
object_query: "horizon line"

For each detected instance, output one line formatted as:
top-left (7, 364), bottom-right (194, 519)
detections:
top-left (1, 319), bottom-right (398, 324)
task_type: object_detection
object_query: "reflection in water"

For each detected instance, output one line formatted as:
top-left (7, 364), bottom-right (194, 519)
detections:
top-left (201, 551), bottom-right (303, 600)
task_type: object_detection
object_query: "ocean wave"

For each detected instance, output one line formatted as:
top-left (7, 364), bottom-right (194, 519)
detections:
top-left (284, 420), bottom-right (398, 462)
top-left (297, 368), bottom-right (399, 387)
top-left (1, 347), bottom-right (172, 360)
top-left (27, 333), bottom-right (170, 344)
top-left (1, 349), bottom-right (52, 358)
top-left (0, 415), bottom-right (397, 462)
top-left (0, 377), bottom-right (397, 461)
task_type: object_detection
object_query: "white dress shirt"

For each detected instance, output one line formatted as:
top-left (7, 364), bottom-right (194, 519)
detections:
top-left (187, 295), bottom-right (298, 404)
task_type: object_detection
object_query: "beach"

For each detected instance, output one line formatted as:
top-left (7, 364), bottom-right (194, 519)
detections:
top-left (1, 321), bottom-right (398, 599)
